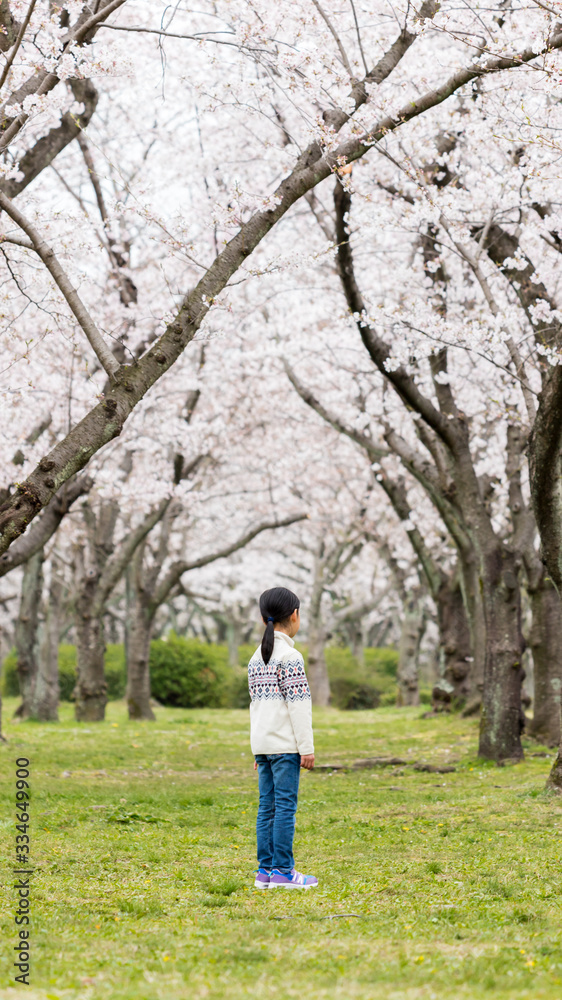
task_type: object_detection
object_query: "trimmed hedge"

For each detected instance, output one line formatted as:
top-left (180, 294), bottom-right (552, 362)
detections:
top-left (149, 634), bottom-right (229, 708)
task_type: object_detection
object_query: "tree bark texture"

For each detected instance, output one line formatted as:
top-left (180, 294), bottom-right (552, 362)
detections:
top-left (15, 550), bottom-right (44, 718)
top-left (528, 579), bottom-right (562, 746)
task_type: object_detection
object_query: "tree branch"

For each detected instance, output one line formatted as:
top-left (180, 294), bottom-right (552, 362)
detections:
top-left (0, 79), bottom-right (99, 200)
top-left (333, 178), bottom-right (460, 451)
top-left (284, 359), bottom-right (388, 460)
top-left (0, 189), bottom-right (120, 377)
top-left (311, 0), bottom-right (354, 78)
top-left (151, 513), bottom-right (307, 612)
top-left (0, 0), bottom-right (36, 89)
top-left (0, 475), bottom-right (92, 577)
top-left (0, 0), bottom-right (126, 152)
top-left (94, 497), bottom-right (171, 613)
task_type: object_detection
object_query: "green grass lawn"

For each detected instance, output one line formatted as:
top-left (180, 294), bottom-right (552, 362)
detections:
top-left (1, 698), bottom-right (562, 1000)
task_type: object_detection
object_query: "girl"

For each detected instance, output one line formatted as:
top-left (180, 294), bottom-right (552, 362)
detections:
top-left (248, 587), bottom-right (318, 889)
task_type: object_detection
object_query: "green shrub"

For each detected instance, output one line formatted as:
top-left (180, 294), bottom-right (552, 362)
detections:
top-left (58, 644), bottom-right (77, 701)
top-left (228, 667), bottom-right (251, 709)
top-left (324, 646), bottom-right (399, 709)
top-left (329, 677), bottom-right (380, 710)
top-left (1, 649), bottom-right (18, 697)
top-left (149, 633), bottom-right (229, 708)
top-left (105, 644), bottom-right (126, 700)
top-left (364, 647), bottom-right (399, 678)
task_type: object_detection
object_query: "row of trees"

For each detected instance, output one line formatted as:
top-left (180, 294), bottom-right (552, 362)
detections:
top-left (1, 1), bottom-right (562, 760)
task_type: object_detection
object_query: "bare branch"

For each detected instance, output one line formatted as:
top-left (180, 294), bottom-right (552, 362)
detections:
top-left (348, 0), bottom-right (368, 75)
top-left (94, 497), bottom-right (171, 612)
top-left (284, 359), bottom-right (388, 460)
top-left (0, 0), bottom-right (37, 90)
top-left (311, 0), bottom-right (354, 78)
top-left (0, 189), bottom-right (120, 377)
top-left (152, 513), bottom-right (307, 610)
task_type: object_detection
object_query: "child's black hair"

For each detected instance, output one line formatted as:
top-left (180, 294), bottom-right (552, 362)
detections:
top-left (259, 587), bottom-right (300, 664)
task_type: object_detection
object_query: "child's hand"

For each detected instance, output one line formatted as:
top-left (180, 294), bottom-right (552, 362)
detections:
top-left (254, 760), bottom-right (258, 771)
top-left (300, 754), bottom-right (315, 770)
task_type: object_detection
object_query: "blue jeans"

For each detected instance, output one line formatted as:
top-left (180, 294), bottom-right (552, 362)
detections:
top-left (255, 753), bottom-right (301, 874)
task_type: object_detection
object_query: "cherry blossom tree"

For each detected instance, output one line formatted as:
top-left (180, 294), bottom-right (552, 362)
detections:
top-left (2, 0), bottom-right (560, 560)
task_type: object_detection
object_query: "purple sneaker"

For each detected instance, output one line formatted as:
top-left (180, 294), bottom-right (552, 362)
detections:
top-left (254, 868), bottom-right (271, 888)
top-left (269, 868), bottom-right (318, 889)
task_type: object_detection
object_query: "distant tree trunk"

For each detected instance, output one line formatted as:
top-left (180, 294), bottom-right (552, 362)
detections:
top-left (343, 620), bottom-right (365, 666)
top-left (74, 595), bottom-right (107, 721)
top-left (459, 554), bottom-right (485, 702)
top-left (31, 564), bottom-right (63, 720)
top-left (307, 622), bottom-right (330, 706)
top-left (397, 595), bottom-right (425, 706)
top-left (15, 550), bottom-right (44, 718)
top-left (307, 566), bottom-right (331, 706)
top-left (433, 572), bottom-right (472, 711)
top-left (478, 551), bottom-right (525, 761)
top-left (226, 621), bottom-right (242, 668)
top-left (126, 596), bottom-right (155, 721)
top-left (528, 578), bottom-right (562, 745)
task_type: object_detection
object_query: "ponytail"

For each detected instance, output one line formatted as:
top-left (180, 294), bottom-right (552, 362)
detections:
top-left (259, 587), bottom-right (300, 664)
top-left (261, 618), bottom-right (276, 666)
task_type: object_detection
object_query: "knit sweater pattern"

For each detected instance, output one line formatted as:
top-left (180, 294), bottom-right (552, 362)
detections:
top-left (248, 631), bottom-right (314, 755)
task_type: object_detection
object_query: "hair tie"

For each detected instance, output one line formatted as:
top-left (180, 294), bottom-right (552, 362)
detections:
top-left (267, 617), bottom-right (274, 623)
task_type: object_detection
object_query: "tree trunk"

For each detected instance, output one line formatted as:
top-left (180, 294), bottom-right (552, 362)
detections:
top-left (30, 565), bottom-right (63, 721)
top-left (433, 572), bottom-right (472, 711)
top-left (307, 622), bottom-right (330, 706)
top-left (226, 621), bottom-right (242, 668)
top-left (459, 554), bottom-right (486, 701)
top-left (528, 578), bottom-right (562, 746)
top-left (345, 621), bottom-right (365, 667)
top-left (397, 595), bottom-right (425, 706)
top-left (306, 560), bottom-right (331, 707)
top-left (125, 598), bottom-right (155, 721)
top-left (478, 551), bottom-right (525, 761)
top-left (74, 605), bottom-right (107, 721)
top-left (15, 550), bottom-right (44, 718)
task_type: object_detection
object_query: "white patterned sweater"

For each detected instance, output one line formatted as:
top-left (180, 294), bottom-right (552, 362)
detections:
top-left (248, 631), bottom-right (314, 755)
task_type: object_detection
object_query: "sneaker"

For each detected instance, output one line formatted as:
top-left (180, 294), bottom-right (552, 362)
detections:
top-left (269, 868), bottom-right (318, 889)
top-left (254, 868), bottom-right (271, 888)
